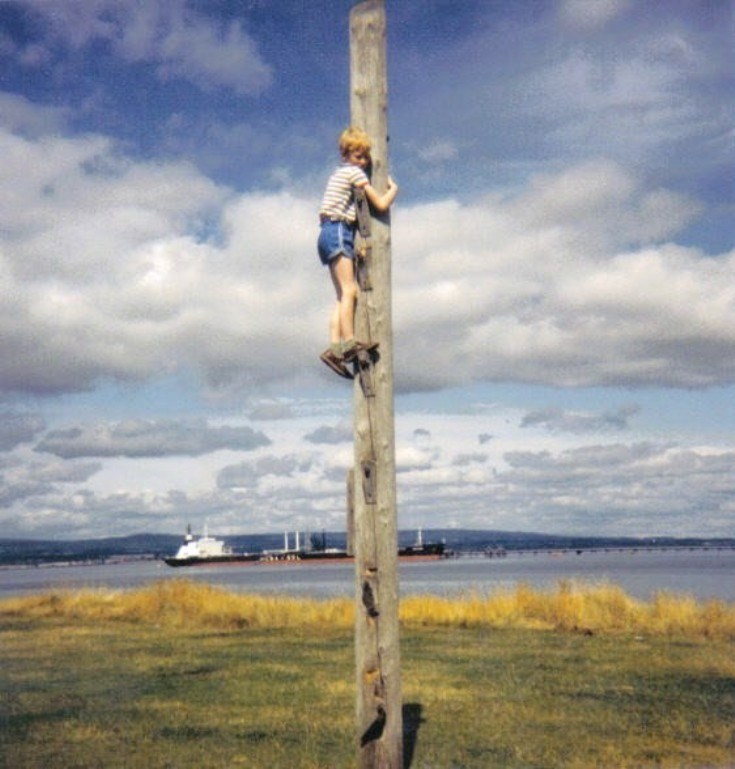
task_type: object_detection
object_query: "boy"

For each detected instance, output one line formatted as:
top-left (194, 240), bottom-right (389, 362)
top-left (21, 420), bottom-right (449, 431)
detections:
top-left (317, 126), bottom-right (398, 379)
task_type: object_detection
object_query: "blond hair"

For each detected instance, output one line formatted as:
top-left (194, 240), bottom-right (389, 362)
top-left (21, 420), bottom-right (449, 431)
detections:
top-left (339, 126), bottom-right (372, 159)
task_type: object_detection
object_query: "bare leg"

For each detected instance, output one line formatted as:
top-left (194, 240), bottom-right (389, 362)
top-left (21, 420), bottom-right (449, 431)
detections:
top-left (319, 256), bottom-right (357, 380)
top-left (329, 255), bottom-right (358, 343)
top-left (329, 301), bottom-right (341, 346)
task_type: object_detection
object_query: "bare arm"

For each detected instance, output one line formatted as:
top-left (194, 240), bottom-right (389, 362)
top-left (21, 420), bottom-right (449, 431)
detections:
top-left (360, 176), bottom-right (398, 213)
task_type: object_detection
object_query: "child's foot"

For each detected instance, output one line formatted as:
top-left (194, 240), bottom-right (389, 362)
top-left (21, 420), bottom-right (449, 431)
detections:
top-left (342, 339), bottom-right (379, 363)
top-left (320, 348), bottom-right (354, 380)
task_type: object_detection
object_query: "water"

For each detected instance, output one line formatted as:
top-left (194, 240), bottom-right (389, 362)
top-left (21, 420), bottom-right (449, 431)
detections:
top-left (1, 548), bottom-right (734, 603)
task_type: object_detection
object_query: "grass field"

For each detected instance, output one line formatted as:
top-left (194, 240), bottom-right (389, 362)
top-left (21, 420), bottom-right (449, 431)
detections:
top-left (1, 580), bottom-right (734, 768)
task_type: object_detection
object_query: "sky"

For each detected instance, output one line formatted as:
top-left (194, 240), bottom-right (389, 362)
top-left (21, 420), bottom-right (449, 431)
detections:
top-left (0, 0), bottom-right (734, 541)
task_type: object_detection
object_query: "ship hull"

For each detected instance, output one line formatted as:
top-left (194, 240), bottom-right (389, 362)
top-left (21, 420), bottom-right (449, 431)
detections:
top-left (163, 543), bottom-right (446, 568)
top-left (163, 553), bottom-right (261, 567)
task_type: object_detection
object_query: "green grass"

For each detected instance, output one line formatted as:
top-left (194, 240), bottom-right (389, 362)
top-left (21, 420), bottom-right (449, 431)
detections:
top-left (1, 582), bottom-right (734, 768)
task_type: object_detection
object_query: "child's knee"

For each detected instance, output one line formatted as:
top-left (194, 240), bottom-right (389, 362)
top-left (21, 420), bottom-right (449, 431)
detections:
top-left (343, 281), bottom-right (358, 302)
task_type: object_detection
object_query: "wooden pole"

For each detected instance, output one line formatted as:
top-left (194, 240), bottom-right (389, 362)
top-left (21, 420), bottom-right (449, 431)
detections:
top-left (349, 3), bottom-right (402, 767)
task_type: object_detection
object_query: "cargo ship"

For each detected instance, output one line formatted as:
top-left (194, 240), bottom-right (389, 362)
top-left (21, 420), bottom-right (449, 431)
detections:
top-left (163, 527), bottom-right (445, 567)
top-left (162, 525), bottom-right (260, 567)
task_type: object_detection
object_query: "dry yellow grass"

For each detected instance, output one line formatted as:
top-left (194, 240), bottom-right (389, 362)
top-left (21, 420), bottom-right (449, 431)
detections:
top-left (3, 580), bottom-right (734, 768)
top-left (2, 579), bottom-right (734, 639)
top-left (0, 580), bottom-right (354, 630)
top-left (400, 580), bottom-right (735, 639)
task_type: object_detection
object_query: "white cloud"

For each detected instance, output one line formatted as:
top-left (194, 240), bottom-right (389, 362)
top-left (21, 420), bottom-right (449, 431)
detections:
top-left (1, 398), bottom-right (734, 539)
top-left (393, 1), bottom-right (731, 213)
top-left (35, 419), bottom-right (270, 458)
top-left (496, 442), bottom-right (735, 536)
top-left (115, 2), bottom-right (273, 95)
top-left (0, 412), bottom-right (46, 451)
top-left (417, 139), bottom-right (459, 164)
top-left (304, 422), bottom-right (353, 445)
top-left (247, 401), bottom-right (296, 421)
top-left (11, 0), bottom-right (273, 95)
top-left (0, 93), bottom-right (69, 137)
top-left (2, 111), bottom-right (733, 400)
top-left (392, 162), bottom-right (731, 390)
top-left (1, 1), bottom-right (732, 545)
top-left (558, 0), bottom-right (631, 31)
top-left (217, 454), bottom-right (310, 490)
top-left (0, 123), bottom-right (233, 394)
top-left (0, 454), bottom-right (101, 507)
top-left (521, 405), bottom-right (639, 434)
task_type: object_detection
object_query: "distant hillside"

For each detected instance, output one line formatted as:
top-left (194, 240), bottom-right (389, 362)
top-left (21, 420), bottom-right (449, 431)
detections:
top-left (0, 529), bottom-right (732, 567)
top-left (0, 534), bottom-right (178, 566)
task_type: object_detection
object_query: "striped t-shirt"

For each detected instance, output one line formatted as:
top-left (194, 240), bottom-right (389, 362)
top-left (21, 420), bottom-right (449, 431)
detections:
top-left (319, 163), bottom-right (369, 223)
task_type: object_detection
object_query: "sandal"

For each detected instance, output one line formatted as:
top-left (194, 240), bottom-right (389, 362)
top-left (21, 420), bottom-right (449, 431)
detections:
top-left (320, 349), bottom-right (354, 380)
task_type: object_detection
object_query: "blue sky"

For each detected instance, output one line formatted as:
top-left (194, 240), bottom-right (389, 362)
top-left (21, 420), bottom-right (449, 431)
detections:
top-left (1, 0), bottom-right (734, 540)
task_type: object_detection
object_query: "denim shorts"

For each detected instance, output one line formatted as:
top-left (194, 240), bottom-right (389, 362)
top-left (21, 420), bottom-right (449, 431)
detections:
top-left (317, 220), bottom-right (356, 265)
